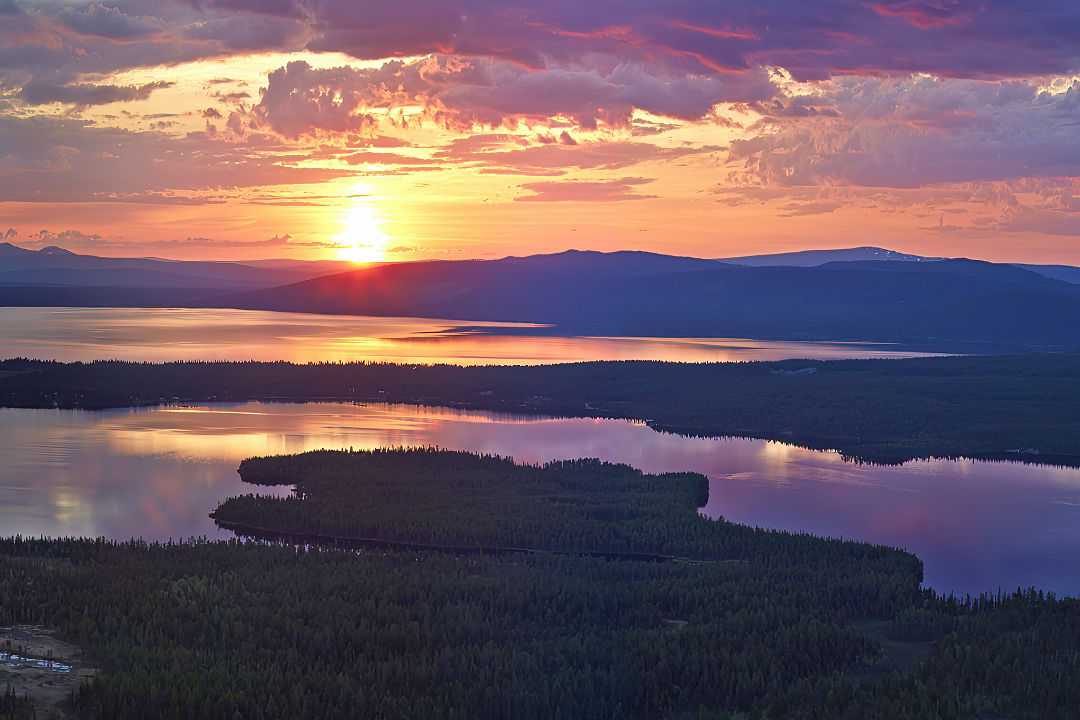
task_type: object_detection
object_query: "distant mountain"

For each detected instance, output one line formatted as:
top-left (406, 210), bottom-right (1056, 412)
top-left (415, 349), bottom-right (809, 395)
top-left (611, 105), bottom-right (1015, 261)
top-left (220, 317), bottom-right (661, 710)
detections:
top-left (720, 245), bottom-right (1080, 285)
top-left (720, 246), bottom-right (934, 266)
top-left (228, 250), bottom-right (722, 321)
top-left (6, 243), bottom-right (1080, 347)
top-left (495, 249), bottom-right (721, 274)
top-left (0, 242), bottom-right (352, 290)
top-left (1018, 264), bottom-right (1080, 285)
top-left (242, 258), bottom-right (358, 275)
top-left (228, 250), bottom-right (1080, 347)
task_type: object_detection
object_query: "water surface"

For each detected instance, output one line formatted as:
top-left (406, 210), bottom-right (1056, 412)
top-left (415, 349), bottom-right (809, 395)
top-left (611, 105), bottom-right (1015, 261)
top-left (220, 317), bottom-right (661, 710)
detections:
top-left (3, 402), bottom-right (1078, 597)
top-left (0, 307), bottom-right (944, 364)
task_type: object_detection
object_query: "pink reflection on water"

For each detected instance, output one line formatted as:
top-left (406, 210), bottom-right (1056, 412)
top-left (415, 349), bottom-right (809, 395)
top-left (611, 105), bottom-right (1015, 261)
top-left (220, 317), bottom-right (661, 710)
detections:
top-left (2, 402), bottom-right (1078, 596)
top-left (0, 307), bottom-right (945, 364)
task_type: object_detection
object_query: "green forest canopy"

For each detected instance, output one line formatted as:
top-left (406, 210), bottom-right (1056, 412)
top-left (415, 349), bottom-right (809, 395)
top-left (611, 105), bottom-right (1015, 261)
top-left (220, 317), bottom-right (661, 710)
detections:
top-left (3, 353), bottom-right (1080, 463)
top-left (2, 450), bottom-right (1077, 718)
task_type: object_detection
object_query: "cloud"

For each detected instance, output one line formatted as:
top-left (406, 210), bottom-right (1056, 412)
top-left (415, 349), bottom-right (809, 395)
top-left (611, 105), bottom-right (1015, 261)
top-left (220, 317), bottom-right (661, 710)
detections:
top-left (0, 1), bottom-right (305, 98)
top-left (55, 3), bottom-right (163, 40)
top-left (0, 0), bottom-right (1078, 119)
top-left (20, 80), bottom-right (174, 106)
top-left (869, 1), bottom-right (974, 30)
top-left (0, 115), bottom-right (352, 203)
top-left (212, 90), bottom-right (252, 104)
top-left (730, 76), bottom-right (1080, 188)
top-left (750, 96), bottom-right (841, 120)
top-left (347, 134), bottom-right (414, 148)
top-left (87, 192), bottom-right (228, 206)
top-left (184, 0), bottom-right (1080, 80)
top-left (27, 228), bottom-right (103, 247)
top-left (248, 56), bottom-right (776, 137)
top-left (16, 230), bottom-right (347, 253)
top-left (430, 58), bottom-right (776, 129)
top-left (536, 131), bottom-right (578, 146)
top-left (2, 0), bottom-right (1080, 252)
top-left (435, 135), bottom-right (721, 175)
top-left (182, 13), bottom-right (309, 51)
top-left (948, 178), bottom-right (1080, 236)
top-left (516, 177), bottom-right (658, 202)
top-left (342, 151), bottom-right (433, 166)
top-left (778, 200), bottom-right (844, 217)
top-left (250, 60), bottom-right (405, 137)
top-left (143, 234), bottom-right (331, 249)
top-left (994, 207), bottom-right (1080, 237)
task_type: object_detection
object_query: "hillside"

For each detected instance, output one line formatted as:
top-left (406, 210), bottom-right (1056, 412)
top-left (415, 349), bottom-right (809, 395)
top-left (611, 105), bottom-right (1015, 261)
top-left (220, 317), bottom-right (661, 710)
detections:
top-left (5, 244), bottom-right (1080, 346)
top-left (0, 242), bottom-right (352, 289)
top-left (4, 353), bottom-right (1080, 464)
top-left (229, 251), bottom-right (1080, 346)
top-left (720, 246), bottom-right (935, 266)
top-left (720, 245), bottom-right (1080, 284)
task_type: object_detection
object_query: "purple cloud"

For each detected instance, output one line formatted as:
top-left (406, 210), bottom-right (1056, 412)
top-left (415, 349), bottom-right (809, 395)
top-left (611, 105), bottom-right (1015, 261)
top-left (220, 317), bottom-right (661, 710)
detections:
top-left (20, 80), bottom-right (173, 106)
top-left (248, 55), bottom-right (775, 138)
top-left (516, 176), bottom-right (658, 202)
top-left (0, 115), bottom-right (351, 203)
top-left (435, 135), bottom-right (720, 176)
top-left (4, 1), bottom-right (1075, 106)
top-left (730, 77), bottom-right (1080, 188)
top-left (54, 3), bottom-right (163, 40)
top-left (185, 0), bottom-right (1080, 80)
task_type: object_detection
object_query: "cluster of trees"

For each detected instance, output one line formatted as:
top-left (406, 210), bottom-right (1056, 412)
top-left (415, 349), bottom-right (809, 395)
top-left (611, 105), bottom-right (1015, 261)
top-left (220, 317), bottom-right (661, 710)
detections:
top-left (227, 449), bottom-right (714, 557)
top-left (0, 450), bottom-right (1075, 717)
top-left (0, 537), bottom-right (1077, 719)
top-left (0, 688), bottom-right (32, 720)
top-left (3, 353), bottom-right (1080, 464)
top-left (220, 450), bottom-right (917, 582)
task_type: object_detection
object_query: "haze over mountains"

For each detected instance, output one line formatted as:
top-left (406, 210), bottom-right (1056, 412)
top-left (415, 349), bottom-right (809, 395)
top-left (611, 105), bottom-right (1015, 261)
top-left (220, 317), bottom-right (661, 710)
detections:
top-left (0, 242), bottom-right (353, 289)
top-left (230, 251), bottom-right (1080, 346)
top-left (3, 242), bottom-right (1080, 348)
top-left (721, 246), bottom-right (1080, 284)
top-left (720, 246), bottom-right (937, 267)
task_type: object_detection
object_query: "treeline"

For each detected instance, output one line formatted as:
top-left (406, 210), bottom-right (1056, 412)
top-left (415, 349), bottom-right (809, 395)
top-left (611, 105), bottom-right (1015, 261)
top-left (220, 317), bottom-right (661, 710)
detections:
top-left (0, 538), bottom-right (1077, 719)
top-left (0, 688), bottom-right (33, 720)
top-left (227, 449), bottom-right (716, 557)
top-left (3, 353), bottom-right (1080, 464)
top-left (2, 451), bottom-right (1079, 717)
top-left (220, 450), bottom-right (916, 578)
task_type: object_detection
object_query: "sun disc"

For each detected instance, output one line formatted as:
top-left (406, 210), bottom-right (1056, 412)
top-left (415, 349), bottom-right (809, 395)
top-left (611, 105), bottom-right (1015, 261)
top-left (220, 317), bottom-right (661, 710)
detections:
top-left (334, 204), bottom-right (389, 264)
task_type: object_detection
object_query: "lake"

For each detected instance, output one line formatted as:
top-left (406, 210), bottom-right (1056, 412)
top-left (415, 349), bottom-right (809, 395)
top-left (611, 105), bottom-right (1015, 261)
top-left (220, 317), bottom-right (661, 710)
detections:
top-left (0, 307), bottom-right (945, 364)
top-left (3, 402), bottom-right (1078, 597)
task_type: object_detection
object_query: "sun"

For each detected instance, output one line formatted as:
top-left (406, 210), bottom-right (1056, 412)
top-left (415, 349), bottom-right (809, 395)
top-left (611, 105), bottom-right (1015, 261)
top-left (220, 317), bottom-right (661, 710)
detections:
top-left (334, 204), bottom-right (389, 264)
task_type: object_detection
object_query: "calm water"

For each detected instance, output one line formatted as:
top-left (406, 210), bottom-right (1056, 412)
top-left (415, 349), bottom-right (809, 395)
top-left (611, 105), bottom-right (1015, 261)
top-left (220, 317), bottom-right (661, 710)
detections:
top-left (2, 402), bottom-right (1078, 597)
top-left (0, 307), bottom-right (944, 364)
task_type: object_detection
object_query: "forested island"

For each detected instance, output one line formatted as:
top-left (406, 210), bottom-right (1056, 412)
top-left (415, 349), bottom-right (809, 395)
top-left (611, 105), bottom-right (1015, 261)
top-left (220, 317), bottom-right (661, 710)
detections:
top-left (220, 450), bottom-right (715, 558)
top-left (2, 449), bottom-right (1078, 718)
top-left (3, 353), bottom-right (1080, 464)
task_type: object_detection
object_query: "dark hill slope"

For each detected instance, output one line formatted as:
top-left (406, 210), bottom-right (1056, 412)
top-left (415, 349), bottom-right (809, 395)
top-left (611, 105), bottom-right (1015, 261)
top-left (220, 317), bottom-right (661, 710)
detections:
top-left (230, 254), bottom-right (1080, 346)
top-left (0, 242), bottom-right (348, 289)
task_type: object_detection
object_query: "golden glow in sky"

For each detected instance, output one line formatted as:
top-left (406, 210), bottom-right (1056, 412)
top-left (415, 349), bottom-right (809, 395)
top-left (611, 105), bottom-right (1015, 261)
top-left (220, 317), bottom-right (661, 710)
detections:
top-left (5, 1), bottom-right (1080, 265)
top-left (334, 204), bottom-right (390, 264)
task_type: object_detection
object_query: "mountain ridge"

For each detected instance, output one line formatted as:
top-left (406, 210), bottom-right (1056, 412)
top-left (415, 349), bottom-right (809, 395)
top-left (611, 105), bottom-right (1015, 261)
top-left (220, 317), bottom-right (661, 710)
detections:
top-left (224, 251), bottom-right (1080, 347)
top-left (720, 246), bottom-right (936, 266)
top-left (4, 242), bottom-right (1080, 347)
top-left (0, 242), bottom-right (354, 289)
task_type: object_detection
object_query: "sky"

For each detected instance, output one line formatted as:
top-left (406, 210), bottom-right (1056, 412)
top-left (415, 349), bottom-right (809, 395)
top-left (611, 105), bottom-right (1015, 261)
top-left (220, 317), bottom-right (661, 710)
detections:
top-left (2, 1), bottom-right (1080, 264)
